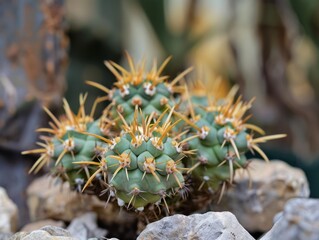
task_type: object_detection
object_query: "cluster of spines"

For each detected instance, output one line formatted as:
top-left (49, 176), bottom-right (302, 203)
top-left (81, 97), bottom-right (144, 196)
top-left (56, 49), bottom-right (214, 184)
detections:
top-left (86, 52), bottom-right (192, 123)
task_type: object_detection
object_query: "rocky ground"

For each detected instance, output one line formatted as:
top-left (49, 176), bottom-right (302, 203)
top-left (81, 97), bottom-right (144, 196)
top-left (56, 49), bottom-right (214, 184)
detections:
top-left (0, 159), bottom-right (318, 240)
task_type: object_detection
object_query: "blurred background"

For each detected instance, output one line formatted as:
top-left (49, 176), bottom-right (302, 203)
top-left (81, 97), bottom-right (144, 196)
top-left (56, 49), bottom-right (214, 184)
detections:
top-left (1, 0), bottom-right (319, 227)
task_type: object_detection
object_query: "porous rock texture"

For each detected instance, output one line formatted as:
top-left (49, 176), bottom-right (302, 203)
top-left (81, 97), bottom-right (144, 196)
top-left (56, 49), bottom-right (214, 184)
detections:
top-left (21, 219), bottom-right (65, 232)
top-left (137, 211), bottom-right (254, 240)
top-left (261, 198), bottom-right (319, 240)
top-left (212, 159), bottom-right (309, 232)
top-left (9, 225), bottom-right (75, 240)
top-left (0, 187), bottom-right (18, 233)
top-left (26, 176), bottom-right (136, 225)
top-left (67, 212), bottom-right (107, 240)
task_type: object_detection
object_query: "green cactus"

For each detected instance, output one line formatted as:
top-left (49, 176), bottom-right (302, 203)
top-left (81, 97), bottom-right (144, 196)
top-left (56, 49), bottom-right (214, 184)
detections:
top-left (23, 55), bottom-right (287, 216)
top-left (22, 94), bottom-right (113, 190)
top-left (82, 108), bottom-right (196, 211)
top-left (86, 53), bottom-right (192, 124)
top-left (179, 85), bottom-right (286, 194)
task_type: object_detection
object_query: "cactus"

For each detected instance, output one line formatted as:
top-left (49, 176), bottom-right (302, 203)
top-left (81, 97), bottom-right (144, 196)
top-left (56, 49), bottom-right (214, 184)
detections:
top-left (178, 82), bottom-right (286, 196)
top-left (82, 107), bottom-right (196, 211)
top-left (22, 94), bottom-right (113, 190)
top-left (86, 53), bottom-right (192, 124)
top-left (23, 54), bottom-right (286, 216)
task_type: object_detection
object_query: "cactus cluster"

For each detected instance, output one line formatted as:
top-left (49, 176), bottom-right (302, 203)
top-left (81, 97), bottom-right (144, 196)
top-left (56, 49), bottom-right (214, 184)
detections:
top-left (23, 54), bottom-right (286, 213)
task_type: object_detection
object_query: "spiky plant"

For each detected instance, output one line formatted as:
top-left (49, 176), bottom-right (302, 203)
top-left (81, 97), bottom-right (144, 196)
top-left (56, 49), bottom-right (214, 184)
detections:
top-left (22, 94), bottom-right (114, 190)
top-left (80, 107), bottom-right (197, 211)
top-left (178, 82), bottom-right (286, 199)
top-left (86, 53), bottom-right (192, 124)
top-left (23, 54), bottom-right (287, 222)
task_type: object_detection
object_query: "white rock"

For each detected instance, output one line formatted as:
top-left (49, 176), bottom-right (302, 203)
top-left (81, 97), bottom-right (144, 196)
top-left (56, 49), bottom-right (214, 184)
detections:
top-left (26, 176), bottom-right (136, 226)
top-left (9, 225), bottom-right (75, 240)
top-left (0, 187), bottom-right (18, 233)
top-left (67, 212), bottom-right (107, 240)
top-left (21, 219), bottom-right (65, 232)
top-left (212, 159), bottom-right (309, 232)
top-left (137, 211), bottom-right (254, 240)
top-left (261, 198), bottom-right (319, 240)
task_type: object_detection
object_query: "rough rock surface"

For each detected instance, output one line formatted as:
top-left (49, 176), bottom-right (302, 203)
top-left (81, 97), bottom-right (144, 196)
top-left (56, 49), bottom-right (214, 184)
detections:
top-left (9, 225), bottom-right (75, 240)
top-left (261, 198), bottom-right (319, 240)
top-left (0, 233), bottom-right (13, 240)
top-left (212, 159), bottom-right (309, 232)
top-left (0, 187), bottom-right (18, 233)
top-left (67, 212), bottom-right (107, 240)
top-left (26, 176), bottom-right (136, 225)
top-left (137, 211), bottom-right (254, 240)
top-left (21, 219), bottom-right (65, 232)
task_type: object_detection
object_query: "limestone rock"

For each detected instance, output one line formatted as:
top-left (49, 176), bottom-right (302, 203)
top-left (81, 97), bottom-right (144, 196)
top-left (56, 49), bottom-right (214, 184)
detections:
top-left (26, 176), bottom-right (136, 225)
top-left (0, 187), bottom-right (18, 233)
top-left (0, 232), bottom-right (13, 240)
top-left (21, 219), bottom-right (65, 232)
top-left (137, 211), bottom-right (254, 240)
top-left (67, 212), bottom-right (107, 240)
top-left (212, 159), bottom-right (309, 232)
top-left (261, 198), bottom-right (319, 240)
top-left (9, 225), bottom-right (75, 240)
